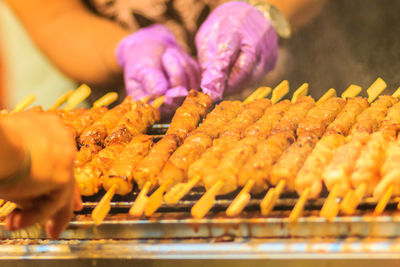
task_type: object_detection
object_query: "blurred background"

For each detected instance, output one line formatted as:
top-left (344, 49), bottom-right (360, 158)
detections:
top-left (0, 0), bottom-right (399, 109)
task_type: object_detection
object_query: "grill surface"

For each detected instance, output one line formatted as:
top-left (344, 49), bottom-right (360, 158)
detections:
top-left (1, 124), bottom-right (400, 260)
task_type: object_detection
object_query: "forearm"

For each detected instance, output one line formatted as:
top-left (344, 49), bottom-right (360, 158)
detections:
top-left (267, 0), bottom-right (326, 32)
top-left (5, 0), bottom-right (130, 86)
top-left (0, 122), bottom-right (24, 181)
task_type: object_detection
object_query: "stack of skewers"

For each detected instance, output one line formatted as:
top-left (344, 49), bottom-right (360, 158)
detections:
top-left (2, 78), bottom-right (400, 227)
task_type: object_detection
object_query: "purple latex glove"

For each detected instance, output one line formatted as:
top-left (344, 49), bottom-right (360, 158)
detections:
top-left (196, 1), bottom-right (279, 101)
top-left (116, 24), bottom-right (200, 112)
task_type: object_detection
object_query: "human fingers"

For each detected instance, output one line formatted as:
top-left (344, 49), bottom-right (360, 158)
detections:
top-left (181, 52), bottom-right (201, 89)
top-left (45, 202), bottom-right (74, 239)
top-left (162, 47), bottom-right (201, 90)
top-left (159, 86), bottom-right (189, 120)
top-left (125, 78), bottom-right (149, 100)
top-left (5, 187), bottom-right (70, 231)
top-left (162, 47), bottom-right (189, 89)
top-left (73, 183), bottom-right (83, 211)
top-left (226, 47), bottom-right (257, 94)
top-left (197, 30), bottom-right (241, 101)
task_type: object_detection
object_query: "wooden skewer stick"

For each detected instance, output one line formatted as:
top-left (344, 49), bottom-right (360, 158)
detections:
top-left (316, 88), bottom-right (336, 105)
top-left (91, 184), bottom-right (119, 225)
top-left (341, 85), bottom-right (362, 99)
top-left (340, 182), bottom-right (367, 215)
top-left (12, 94), bottom-right (36, 113)
top-left (191, 180), bottom-right (224, 219)
top-left (0, 202), bottom-right (17, 218)
top-left (226, 179), bottom-right (255, 217)
top-left (255, 87), bottom-right (272, 100)
top-left (144, 178), bottom-right (174, 216)
top-left (392, 86), bottom-right (400, 99)
top-left (92, 92), bottom-right (119, 108)
top-left (226, 83), bottom-right (305, 217)
top-left (129, 181), bottom-right (152, 217)
top-left (320, 183), bottom-right (341, 221)
top-left (140, 95), bottom-right (151, 104)
top-left (164, 175), bottom-right (201, 205)
top-left (374, 184), bottom-right (393, 216)
top-left (63, 84), bottom-right (91, 111)
top-left (151, 96), bottom-right (166, 109)
top-left (243, 86), bottom-right (270, 104)
top-left (260, 180), bottom-right (286, 216)
top-left (271, 80), bottom-right (289, 104)
top-left (289, 187), bottom-right (310, 223)
top-left (367, 77), bottom-right (386, 103)
top-left (291, 83), bottom-right (309, 103)
top-left (48, 89), bottom-right (74, 111)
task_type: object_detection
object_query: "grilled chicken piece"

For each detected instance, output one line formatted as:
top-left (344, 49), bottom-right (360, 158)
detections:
top-left (295, 97), bottom-right (368, 198)
top-left (270, 97), bottom-right (345, 191)
top-left (75, 143), bottom-right (125, 196)
top-left (243, 100), bottom-right (291, 139)
top-left (201, 100), bottom-right (292, 195)
top-left (166, 90), bottom-right (212, 140)
top-left (350, 132), bottom-right (389, 196)
top-left (78, 96), bottom-right (133, 147)
top-left (322, 95), bottom-right (398, 197)
top-left (238, 131), bottom-right (295, 193)
top-left (324, 97), bottom-right (368, 136)
top-left (188, 99), bottom-right (271, 187)
top-left (104, 135), bottom-right (154, 195)
top-left (64, 107), bottom-right (108, 138)
top-left (157, 101), bottom-right (244, 185)
top-left (295, 134), bottom-right (346, 198)
top-left (105, 102), bottom-right (160, 146)
top-left (194, 101), bottom-right (243, 138)
top-left (322, 133), bottom-right (370, 197)
top-left (133, 91), bottom-right (212, 189)
top-left (349, 95), bottom-right (397, 136)
top-left (134, 134), bottom-right (182, 189)
top-left (374, 140), bottom-right (400, 199)
top-left (351, 102), bottom-right (400, 197)
top-left (237, 96), bottom-right (315, 193)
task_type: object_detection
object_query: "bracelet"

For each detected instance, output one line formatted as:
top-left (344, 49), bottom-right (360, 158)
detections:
top-left (246, 0), bottom-right (292, 39)
top-left (0, 148), bottom-right (31, 188)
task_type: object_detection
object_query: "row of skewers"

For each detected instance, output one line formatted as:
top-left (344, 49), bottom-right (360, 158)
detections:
top-left (78, 77), bottom-right (400, 224)
top-left (2, 78), bottom-right (400, 226)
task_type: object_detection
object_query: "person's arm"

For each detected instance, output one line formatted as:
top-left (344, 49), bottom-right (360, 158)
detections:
top-left (5, 0), bottom-right (130, 86)
top-left (268, 0), bottom-right (326, 32)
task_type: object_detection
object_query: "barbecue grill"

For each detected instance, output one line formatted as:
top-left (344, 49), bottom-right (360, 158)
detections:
top-left (2, 123), bottom-right (400, 263)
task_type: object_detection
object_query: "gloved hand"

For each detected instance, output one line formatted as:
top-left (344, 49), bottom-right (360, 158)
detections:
top-left (196, 1), bottom-right (279, 101)
top-left (116, 24), bottom-right (200, 114)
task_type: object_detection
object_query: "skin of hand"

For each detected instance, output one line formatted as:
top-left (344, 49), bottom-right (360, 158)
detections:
top-left (195, 1), bottom-right (279, 101)
top-left (116, 24), bottom-right (201, 116)
top-left (0, 111), bottom-right (82, 239)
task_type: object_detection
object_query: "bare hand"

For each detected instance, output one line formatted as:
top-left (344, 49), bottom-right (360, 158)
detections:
top-left (0, 111), bottom-right (82, 239)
